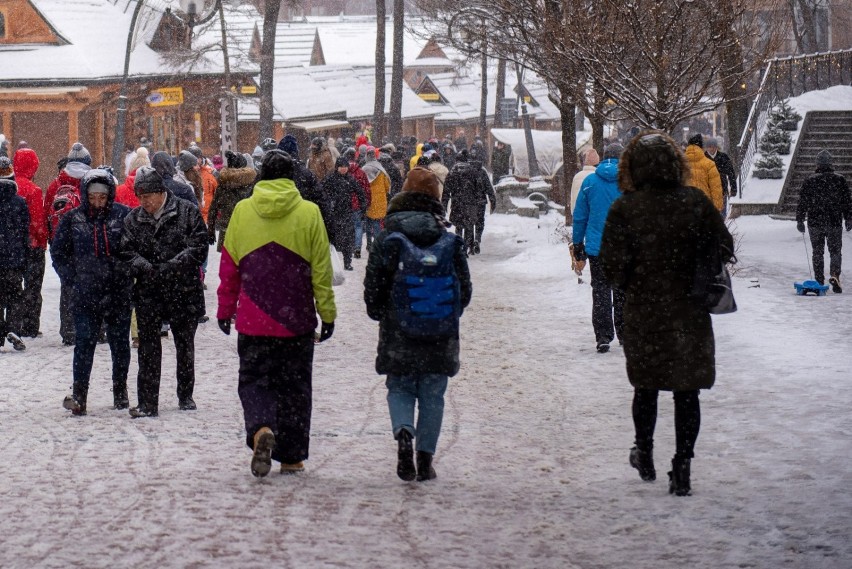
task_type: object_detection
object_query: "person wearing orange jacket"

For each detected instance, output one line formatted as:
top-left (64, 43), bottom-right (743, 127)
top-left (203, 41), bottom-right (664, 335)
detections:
top-left (684, 134), bottom-right (724, 213)
top-left (188, 146), bottom-right (218, 223)
top-left (12, 148), bottom-right (48, 338)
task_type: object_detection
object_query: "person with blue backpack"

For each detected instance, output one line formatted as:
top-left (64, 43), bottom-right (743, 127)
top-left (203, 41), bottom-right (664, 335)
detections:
top-left (572, 143), bottom-right (625, 353)
top-left (364, 166), bottom-right (472, 482)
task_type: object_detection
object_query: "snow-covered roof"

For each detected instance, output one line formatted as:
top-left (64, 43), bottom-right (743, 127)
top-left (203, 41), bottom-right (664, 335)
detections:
top-left (0, 0), bottom-right (256, 85)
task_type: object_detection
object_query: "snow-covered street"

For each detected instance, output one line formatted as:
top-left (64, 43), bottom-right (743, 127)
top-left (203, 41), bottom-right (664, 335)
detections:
top-left (1, 213), bottom-right (850, 568)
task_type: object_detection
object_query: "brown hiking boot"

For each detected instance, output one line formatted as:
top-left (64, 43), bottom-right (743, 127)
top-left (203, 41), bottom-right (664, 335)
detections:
top-left (251, 427), bottom-right (276, 478)
top-left (280, 462), bottom-right (305, 474)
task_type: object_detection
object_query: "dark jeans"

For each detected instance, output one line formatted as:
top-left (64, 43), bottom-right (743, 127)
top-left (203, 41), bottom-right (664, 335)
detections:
top-left (59, 283), bottom-right (76, 343)
top-left (474, 206), bottom-right (486, 244)
top-left (21, 247), bottom-right (46, 337)
top-left (633, 388), bottom-right (701, 460)
top-left (456, 222), bottom-right (475, 253)
top-left (0, 269), bottom-right (24, 342)
top-left (72, 306), bottom-right (131, 404)
top-left (136, 308), bottom-right (198, 411)
top-left (808, 224), bottom-right (842, 283)
top-left (237, 334), bottom-right (314, 464)
top-left (588, 255), bottom-right (625, 344)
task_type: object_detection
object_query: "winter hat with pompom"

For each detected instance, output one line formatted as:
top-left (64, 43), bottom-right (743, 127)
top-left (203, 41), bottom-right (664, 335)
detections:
top-left (128, 147), bottom-right (151, 173)
top-left (68, 142), bottom-right (92, 165)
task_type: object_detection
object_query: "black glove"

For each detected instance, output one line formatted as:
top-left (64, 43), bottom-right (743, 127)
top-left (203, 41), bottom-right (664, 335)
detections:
top-left (218, 318), bottom-right (231, 335)
top-left (797, 221), bottom-right (805, 234)
top-left (573, 242), bottom-right (588, 262)
top-left (730, 189), bottom-right (737, 198)
top-left (317, 321), bottom-right (334, 342)
top-left (490, 202), bottom-right (496, 214)
top-left (131, 257), bottom-right (155, 276)
top-left (846, 220), bottom-right (851, 232)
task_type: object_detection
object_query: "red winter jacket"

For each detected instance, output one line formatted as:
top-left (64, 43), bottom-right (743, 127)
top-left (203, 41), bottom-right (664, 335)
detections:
top-left (13, 149), bottom-right (48, 249)
top-left (348, 161), bottom-right (371, 211)
top-left (115, 169), bottom-right (141, 208)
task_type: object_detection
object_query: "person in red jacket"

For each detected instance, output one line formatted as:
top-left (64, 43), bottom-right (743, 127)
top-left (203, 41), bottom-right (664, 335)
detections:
top-left (344, 148), bottom-right (371, 258)
top-left (115, 169), bottom-right (141, 208)
top-left (12, 148), bottom-right (48, 337)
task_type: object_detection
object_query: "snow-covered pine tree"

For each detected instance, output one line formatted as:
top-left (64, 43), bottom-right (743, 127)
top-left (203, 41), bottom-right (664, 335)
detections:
top-left (769, 99), bottom-right (802, 131)
top-left (759, 122), bottom-right (792, 155)
top-left (753, 152), bottom-right (784, 179)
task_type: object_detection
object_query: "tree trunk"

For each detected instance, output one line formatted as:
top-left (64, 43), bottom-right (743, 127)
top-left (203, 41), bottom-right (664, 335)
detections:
top-left (590, 117), bottom-right (605, 155)
top-left (557, 88), bottom-right (577, 224)
top-left (493, 58), bottom-right (506, 128)
top-left (259, 0), bottom-right (281, 142)
top-left (373, 0), bottom-right (387, 144)
top-left (387, 0), bottom-right (404, 143)
top-left (479, 52), bottom-right (488, 138)
top-left (795, 0), bottom-right (819, 53)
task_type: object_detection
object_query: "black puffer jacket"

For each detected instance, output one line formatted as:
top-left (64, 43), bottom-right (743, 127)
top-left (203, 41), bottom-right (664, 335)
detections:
top-left (600, 186), bottom-right (733, 392)
top-left (119, 192), bottom-right (209, 318)
top-left (0, 177), bottom-right (29, 271)
top-left (364, 192), bottom-right (472, 377)
top-left (51, 173), bottom-right (132, 313)
top-left (796, 166), bottom-right (852, 228)
top-left (378, 151), bottom-right (404, 198)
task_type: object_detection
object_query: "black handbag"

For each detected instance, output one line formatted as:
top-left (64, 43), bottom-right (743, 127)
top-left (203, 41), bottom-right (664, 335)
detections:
top-left (692, 241), bottom-right (737, 315)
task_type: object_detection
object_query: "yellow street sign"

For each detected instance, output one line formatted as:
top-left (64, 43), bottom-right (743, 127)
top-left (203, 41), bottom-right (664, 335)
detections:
top-left (240, 85), bottom-right (257, 95)
top-left (147, 87), bottom-right (184, 107)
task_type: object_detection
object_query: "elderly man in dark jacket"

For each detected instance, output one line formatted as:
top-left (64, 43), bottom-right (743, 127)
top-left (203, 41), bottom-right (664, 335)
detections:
top-left (151, 151), bottom-right (199, 207)
top-left (120, 166), bottom-right (209, 417)
top-left (703, 137), bottom-right (737, 198)
top-left (365, 167), bottom-right (472, 482)
top-left (796, 149), bottom-right (852, 293)
top-left (442, 150), bottom-right (482, 255)
top-left (0, 159), bottom-right (29, 352)
top-left (52, 169), bottom-right (133, 415)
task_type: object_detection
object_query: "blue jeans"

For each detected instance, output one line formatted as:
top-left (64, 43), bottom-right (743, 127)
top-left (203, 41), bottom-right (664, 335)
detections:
top-left (73, 306), bottom-right (131, 392)
top-left (352, 211), bottom-right (364, 253)
top-left (365, 218), bottom-right (383, 250)
top-left (386, 374), bottom-right (448, 454)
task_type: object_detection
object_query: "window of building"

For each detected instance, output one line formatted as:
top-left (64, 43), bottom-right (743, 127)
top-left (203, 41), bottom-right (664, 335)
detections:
top-left (0, 12), bottom-right (6, 38)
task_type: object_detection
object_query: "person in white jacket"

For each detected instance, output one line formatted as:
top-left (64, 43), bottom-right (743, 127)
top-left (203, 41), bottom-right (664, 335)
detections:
top-left (570, 148), bottom-right (600, 214)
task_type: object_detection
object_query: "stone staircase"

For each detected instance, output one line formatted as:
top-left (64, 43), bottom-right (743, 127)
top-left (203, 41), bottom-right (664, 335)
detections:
top-left (777, 111), bottom-right (852, 217)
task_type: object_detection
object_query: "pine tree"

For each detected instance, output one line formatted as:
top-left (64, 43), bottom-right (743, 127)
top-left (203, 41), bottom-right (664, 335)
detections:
top-left (769, 99), bottom-right (802, 131)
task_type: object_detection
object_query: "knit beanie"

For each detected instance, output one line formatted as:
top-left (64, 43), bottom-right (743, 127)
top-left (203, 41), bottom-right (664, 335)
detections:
top-left (402, 167), bottom-right (441, 202)
top-left (133, 166), bottom-right (165, 195)
top-left (335, 156), bottom-right (349, 169)
top-left (687, 134), bottom-right (704, 148)
top-left (211, 154), bottom-right (224, 170)
top-left (260, 150), bottom-right (294, 181)
top-left (177, 150), bottom-right (198, 172)
top-left (603, 143), bottom-right (624, 160)
top-left (68, 142), bottom-right (92, 165)
top-left (0, 156), bottom-right (13, 178)
top-left (816, 149), bottom-right (833, 167)
top-left (277, 135), bottom-right (300, 160)
top-left (188, 146), bottom-right (203, 160)
top-left (225, 150), bottom-right (247, 169)
top-left (584, 148), bottom-right (600, 167)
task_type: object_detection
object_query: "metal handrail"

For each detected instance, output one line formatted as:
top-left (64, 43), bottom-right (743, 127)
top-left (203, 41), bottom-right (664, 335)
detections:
top-left (736, 48), bottom-right (852, 198)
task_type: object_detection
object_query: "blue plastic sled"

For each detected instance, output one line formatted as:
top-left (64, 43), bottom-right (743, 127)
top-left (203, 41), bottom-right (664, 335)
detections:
top-left (794, 280), bottom-right (830, 296)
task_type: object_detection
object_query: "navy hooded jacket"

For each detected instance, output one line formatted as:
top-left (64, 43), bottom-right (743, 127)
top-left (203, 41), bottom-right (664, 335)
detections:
top-left (151, 152), bottom-right (199, 207)
top-left (51, 170), bottom-right (133, 312)
top-left (0, 175), bottom-right (29, 270)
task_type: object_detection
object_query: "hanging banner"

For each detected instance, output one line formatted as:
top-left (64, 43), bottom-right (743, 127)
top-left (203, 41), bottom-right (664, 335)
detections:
top-left (220, 97), bottom-right (235, 154)
top-left (194, 113), bottom-right (202, 143)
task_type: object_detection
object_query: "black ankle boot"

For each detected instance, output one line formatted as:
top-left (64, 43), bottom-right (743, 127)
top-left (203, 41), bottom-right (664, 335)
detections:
top-left (416, 451), bottom-right (437, 481)
top-left (629, 446), bottom-right (656, 481)
top-left (396, 430), bottom-right (416, 481)
top-left (668, 457), bottom-right (691, 496)
top-left (113, 384), bottom-right (129, 410)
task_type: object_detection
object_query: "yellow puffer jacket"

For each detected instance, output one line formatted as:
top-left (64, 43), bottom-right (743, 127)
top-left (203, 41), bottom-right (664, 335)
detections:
top-left (684, 145), bottom-right (724, 212)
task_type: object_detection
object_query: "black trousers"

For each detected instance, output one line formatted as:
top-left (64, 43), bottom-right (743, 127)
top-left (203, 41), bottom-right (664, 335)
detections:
top-left (0, 269), bottom-right (24, 342)
top-left (20, 247), bottom-right (46, 337)
top-left (589, 256), bottom-right (625, 345)
top-left (59, 283), bottom-right (76, 343)
top-left (72, 306), bottom-right (131, 405)
top-left (474, 206), bottom-right (486, 244)
top-left (808, 224), bottom-right (842, 283)
top-left (237, 334), bottom-right (314, 464)
top-left (136, 308), bottom-right (198, 411)
top-left (633, 388), bottom-right (701, 460)
top-left (456, 222), bottom-right (475, 253)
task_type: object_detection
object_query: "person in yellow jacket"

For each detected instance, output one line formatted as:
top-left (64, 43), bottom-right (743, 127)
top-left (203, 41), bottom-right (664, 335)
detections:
top-left (362, 148), bottom-right (391, 251)
top-left (684, 134), bottom-right (724, 213)
top-left (408, 143), bottom-right (425, 172)
top-left (216, 149), bottom-right (336, 478)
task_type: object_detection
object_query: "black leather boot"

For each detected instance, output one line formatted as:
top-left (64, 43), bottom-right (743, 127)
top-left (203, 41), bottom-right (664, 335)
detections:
top-left (629, 446), bottom-right (656, 481)
top-left (668, 457), bottom-right (691, 496)
top-left (416, 451), bottom-right (437, 482)
top-left (113, 383), bottom-right (129, 410)
top-left (396, 429), bottom-right (416, 481)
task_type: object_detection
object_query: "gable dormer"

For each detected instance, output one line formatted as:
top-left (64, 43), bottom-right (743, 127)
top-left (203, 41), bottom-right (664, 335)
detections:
top-left (417, 37), bottom-right (448, 61)
top-left (249, 22), bottom-right (261, 62)
top-left (148, 8), bottom-right (191, 53)
top-left (309, 29), bottom-right (324, 66)
top-left (415, 76), bottom-right (448, 104)
top-left (0, 0), bottom-right (68, 45)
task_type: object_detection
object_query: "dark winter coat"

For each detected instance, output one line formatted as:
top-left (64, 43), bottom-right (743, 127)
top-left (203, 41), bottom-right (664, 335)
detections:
top-left (795, 166), bottom-right (852, 228)
top-left (293, 159), bottom-right (334, 238)
top-left (491, 144), bottom-right (512, 181)
top-left (378, 151), bottom-right (404, 199)
top-left (0, 177), bottom-right (29, 270)
top-left (119, 192), bottom-right (209, 318)
top-left (323, 171), bottom-right (365, 254)
top-left (705, 150), bottom-right (737, 196)
top-left (50, 177), bottom-right (132, 313)
top-left (600, 186), bottom-right (733, 391)
top-left (473, 162), bottom-right (496, 208)
top-left (364, 192), bottom-right (472, 377)
top-left (442, 161), bottom-right (482, 227)
top-left (208, 166), bottom-right (256, 233)
top-left (151, 152), bottom-right (199, 207)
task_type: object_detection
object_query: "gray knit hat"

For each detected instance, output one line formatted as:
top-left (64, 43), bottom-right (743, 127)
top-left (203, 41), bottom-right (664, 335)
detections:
top-left (176, 150), bottom-right (198, 172)
top-left (816, 149), bottom-right (833, 167)
top-left (603, 143), bottom-right (624, 160)
top-left (67, 142), bottom-right (92, 166)
top-left (133, 166), bottom-right (165, 195)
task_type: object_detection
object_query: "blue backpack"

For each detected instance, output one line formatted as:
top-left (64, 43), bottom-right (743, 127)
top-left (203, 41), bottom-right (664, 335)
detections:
top-left (385, 231), bottom-right (462, 338)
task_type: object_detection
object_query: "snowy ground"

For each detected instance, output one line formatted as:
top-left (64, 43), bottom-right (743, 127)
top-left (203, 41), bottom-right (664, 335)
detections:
top-left (1, 213), bottom-right (851, 568)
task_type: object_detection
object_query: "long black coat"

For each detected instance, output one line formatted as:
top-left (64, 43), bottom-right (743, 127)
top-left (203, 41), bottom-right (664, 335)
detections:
top-left (0, 178), bottom-right (29, 271)
top-left (442, 161), bottom-right (481, 227)
top-left (323, 171), bottom-right (365, 254)
top-left (364, 192), bottom-right (472, 377)
top-left (795, 166), bottom-right (852, 228)
top-left (705, 150), bottom-right (737, 196)
top-left (378, 152), bottom-right (404, 199)
top-left (600, 186), bottom-right (733, 391)
top-left (119, 192), bottom-right (209, 318)
top-left (51, 179), bottom-right (132, 313)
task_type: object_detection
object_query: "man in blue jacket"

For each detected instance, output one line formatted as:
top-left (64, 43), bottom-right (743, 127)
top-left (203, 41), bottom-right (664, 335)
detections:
top-left (52, 169), bottom-right (133, 415)
top-left (573, 144), bottom-right (625, 353)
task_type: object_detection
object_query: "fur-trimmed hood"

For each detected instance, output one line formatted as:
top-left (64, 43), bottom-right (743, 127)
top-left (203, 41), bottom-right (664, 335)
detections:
top-left (218, 166), bottom-right (257, 188)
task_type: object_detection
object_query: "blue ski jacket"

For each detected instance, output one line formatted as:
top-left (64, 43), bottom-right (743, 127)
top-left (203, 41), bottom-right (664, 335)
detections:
top-left (573, 159), bottom-right (621, 256)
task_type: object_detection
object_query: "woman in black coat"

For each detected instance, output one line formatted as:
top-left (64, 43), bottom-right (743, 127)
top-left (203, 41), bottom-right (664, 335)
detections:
top-left (599, 131), bottom-right (734, 496)
top-left (323, 157), bottom-right (367, 270)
